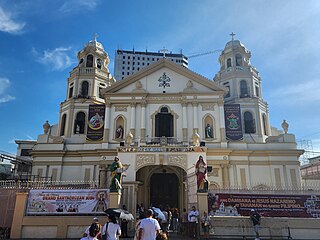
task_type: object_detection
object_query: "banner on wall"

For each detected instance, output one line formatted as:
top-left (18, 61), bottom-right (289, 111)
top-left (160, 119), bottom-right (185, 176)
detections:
top-left (208, 192), bottom-right (320, 218)
top-left (224, 104), bottom-right (243, 141)
top-left (86, 104), bottom-right (105, 141)
top-left (27, 189), bottom-right (109, 215)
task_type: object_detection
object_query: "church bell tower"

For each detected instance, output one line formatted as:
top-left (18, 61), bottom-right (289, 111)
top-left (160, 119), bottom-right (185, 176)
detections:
top-left (214, 34), bottom-right (271, 142)
top-left (57, 36), bottom-right (115, 139)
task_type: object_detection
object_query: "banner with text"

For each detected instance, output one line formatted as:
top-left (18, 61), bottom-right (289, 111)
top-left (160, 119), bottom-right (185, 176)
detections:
top-left (27, 189), bottom-right (109, 215)
top-left (208, 192), bottom-right (320, 218)
top-left (224, 104), bottom-right (243, 141)
top-left (87, 104), bottom-right (105, 141)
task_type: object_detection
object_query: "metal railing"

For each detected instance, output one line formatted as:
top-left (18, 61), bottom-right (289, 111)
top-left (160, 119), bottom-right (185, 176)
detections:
top-left (0, 180), bottom-right (99, 189)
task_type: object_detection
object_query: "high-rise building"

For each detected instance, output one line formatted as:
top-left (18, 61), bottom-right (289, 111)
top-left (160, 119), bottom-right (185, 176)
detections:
top-left (114, 49), bottom-right (188, 80)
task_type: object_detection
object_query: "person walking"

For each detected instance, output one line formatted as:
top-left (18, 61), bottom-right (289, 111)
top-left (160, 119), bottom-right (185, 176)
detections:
top-left (188, 206), bottom-right (199, 238)
top-left (250, 209), bottom-right (261, 240)
top-left (101, 215), bottom-right (121, 240)
top-left (121, 205), bottom-right (129, 238)
top-left (83, 217), bottom-right (102, 240)
top-left (81, 223), bottom-right (101, 240)
top-left (180, 208), bottom-right (188, 235)
top-left (137, 209), bottom-right (161, 240)
top-left (172, 208), bottom-right (179, 232)
top-left (201, 211), bottom-right (210, 239)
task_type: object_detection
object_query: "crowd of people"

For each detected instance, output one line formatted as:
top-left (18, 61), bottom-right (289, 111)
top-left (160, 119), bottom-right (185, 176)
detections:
top-left (82, 205), bottom-right (261, 240)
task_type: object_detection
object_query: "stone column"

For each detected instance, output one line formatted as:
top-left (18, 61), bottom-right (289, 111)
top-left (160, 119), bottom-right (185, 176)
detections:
top-left (130, 103), bottom-right (136, 137)
top-left (221, 164), bottom-right (230, 188)
top-left (197, 192), bottom-right (209, 237)
top-left (103, 103), bottom-right (111, 142)
top-left (192, 102), bottom-right (199, 132)
top-left (99, 164), bottom-right (106, 188)
top-left (218, 102), bottom-right (226, 141)
top-left (10, 192), bottom-right (28, 239)
top-left (182, 103), bottom-right (188, 141)
top-left (140, 102), bottom-right (146, 141)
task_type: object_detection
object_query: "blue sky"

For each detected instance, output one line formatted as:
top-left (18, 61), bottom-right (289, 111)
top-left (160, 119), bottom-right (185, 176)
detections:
top-left (1, 0), bottom-right (320, 157)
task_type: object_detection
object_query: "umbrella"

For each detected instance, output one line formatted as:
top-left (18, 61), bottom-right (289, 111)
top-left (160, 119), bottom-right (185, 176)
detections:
top-left (104, 208), bottom-right (134, 221)
top-left (152, 207), bottom-right (166, 221)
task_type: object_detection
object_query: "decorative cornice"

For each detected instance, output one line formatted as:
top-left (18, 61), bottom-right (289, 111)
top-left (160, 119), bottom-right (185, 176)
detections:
top-left (115, 105), bottom-right (128, 112)
top-left (168, 155), bottom-right (187, 170)
top-left (136, 154), bottom-right (155, 170)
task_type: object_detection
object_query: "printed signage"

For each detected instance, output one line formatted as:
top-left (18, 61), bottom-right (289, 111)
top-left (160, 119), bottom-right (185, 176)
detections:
top-left (27, 189), bottom-right (109, 215)
top-left (87, 104), bottom-right (105, 141)
top-left (224, 104), bottom-right (243, 141)
top-left (208, 192), bottom-right (320, 218)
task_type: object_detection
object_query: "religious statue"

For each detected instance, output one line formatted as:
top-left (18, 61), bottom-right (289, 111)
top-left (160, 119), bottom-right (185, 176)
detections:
top-left (205, 123), bottom-right (213, 138)
top-left (116, 125), bottom-right (124, 139)
top-left (43, 120), bottom-right (50, 134)
top-left (192, 129), bottom-right (200, 146)
top-left (195, 155), bottom-right (208, 192)
top-left (281, 120), bottom-right (289, 134)
top-left (109, 157), bottom-right (123, 192)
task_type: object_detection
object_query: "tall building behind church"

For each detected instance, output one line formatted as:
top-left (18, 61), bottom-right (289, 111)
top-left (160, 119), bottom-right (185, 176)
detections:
top-left (114, 49), bottom-right (188, 80)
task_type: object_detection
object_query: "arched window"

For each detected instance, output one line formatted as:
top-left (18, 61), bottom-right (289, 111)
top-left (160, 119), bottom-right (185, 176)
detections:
top-left (262, 114), bottom-right (268, 135)
top-left (96, 58), bottom-right (102, 69)
top-left (227, 58), bottom-right (232, 68)
top-left (74, 112), bottom-right (86, 134)
top-left (86, 54), bottom-right (93, 67)
top-left (60, 114), bottom-right (66, 136)
top-left (81, 81), bottom-right (89, 98)
top-left (244, 111), bottom-right (256, 133)
top-left (161, 107), bottom-right (169, 113)
top-left (235, 54), bottom-right (242, 66)
top-left (240, 80), bottom-right (249, 98)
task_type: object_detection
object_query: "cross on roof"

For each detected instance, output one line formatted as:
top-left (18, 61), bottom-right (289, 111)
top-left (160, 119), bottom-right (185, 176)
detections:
top-left (230, 32), bottom-right (236, 41)
top-left (159, 47), bottom-right (169, 58)
top-left (94, 33), bottom-right (99, 42)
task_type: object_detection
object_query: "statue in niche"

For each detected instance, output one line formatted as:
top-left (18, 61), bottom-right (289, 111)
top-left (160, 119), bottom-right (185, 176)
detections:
top-left (281, 120), bottom-right (289, 134)
top-left (205, 123), bottom-right (213, 138)
top-left (116, 125), bottom-right (124, 139)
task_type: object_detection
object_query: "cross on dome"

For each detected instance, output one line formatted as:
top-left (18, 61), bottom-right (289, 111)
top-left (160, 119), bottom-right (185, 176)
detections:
top-left (230, 32), bottom-right (236, 41)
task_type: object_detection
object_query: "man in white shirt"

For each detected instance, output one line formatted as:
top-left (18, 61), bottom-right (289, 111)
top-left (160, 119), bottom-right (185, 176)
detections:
top-left (188, 206), bottom-right (199, 238)
top-left (137, 209), bottom-right (161, 240)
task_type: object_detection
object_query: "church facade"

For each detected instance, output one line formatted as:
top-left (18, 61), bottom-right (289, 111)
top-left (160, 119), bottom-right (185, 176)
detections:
top-left (17, 37), bottom-right (303, 212)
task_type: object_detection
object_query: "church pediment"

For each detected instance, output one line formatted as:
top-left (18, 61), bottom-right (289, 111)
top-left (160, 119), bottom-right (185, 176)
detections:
top-left (102, 58), bottom-right (226, 95)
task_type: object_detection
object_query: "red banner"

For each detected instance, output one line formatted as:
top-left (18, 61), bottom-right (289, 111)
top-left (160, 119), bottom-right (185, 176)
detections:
top-left (208, 193), bottom-right (320, 218)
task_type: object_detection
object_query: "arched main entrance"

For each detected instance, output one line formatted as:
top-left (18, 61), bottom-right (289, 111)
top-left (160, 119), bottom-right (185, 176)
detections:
top-left (136, 165), bottom-right (186, 210)
top-left (150, 173), bottom-right (178, 208)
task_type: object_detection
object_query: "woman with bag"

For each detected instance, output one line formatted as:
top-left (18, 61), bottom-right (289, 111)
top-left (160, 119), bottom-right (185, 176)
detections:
top-left (101, 215), bottom-right (121, 240)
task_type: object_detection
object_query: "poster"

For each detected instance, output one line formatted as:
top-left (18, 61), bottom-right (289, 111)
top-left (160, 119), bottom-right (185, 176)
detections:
top-left (87, 104), bottom-right (105, 141)
top-left (27, 189), bottom-right (109, 215)
top-left (208, 192), bottom-right (320, 218)
top-left (224, 104), bottom-right (243, 141)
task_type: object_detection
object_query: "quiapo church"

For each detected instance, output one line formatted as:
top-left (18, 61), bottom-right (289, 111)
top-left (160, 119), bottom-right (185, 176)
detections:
top-left (11, 35), bottom-right (319, 239)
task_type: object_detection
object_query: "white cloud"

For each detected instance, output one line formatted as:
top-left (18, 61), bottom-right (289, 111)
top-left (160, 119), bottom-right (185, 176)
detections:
top-left (269, 79), bottom-right (320, 106)
top-left (0, 6), bottom-right (25, 34)
top-left (33, 47), bottom-right (76, 71)
top-left (0, 78), bottom-right (15, 103)
top-left (59, 0), bottom-right (100, 14)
